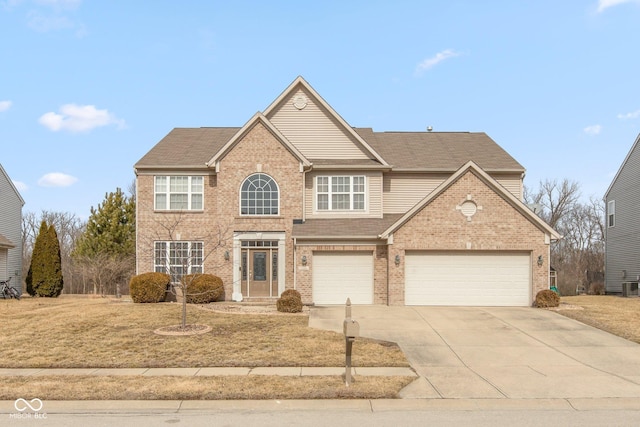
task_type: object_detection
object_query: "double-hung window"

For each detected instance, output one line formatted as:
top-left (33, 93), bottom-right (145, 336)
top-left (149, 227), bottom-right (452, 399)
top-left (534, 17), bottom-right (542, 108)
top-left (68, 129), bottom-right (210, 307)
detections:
top-left (316, 176), bottom-right (365, 211)
top-left (155, 176), bottom-right (203, 210)
top-left (608, 200), bottom-right (615, 228)
top-left (154, 241), bottom-right (203, 283)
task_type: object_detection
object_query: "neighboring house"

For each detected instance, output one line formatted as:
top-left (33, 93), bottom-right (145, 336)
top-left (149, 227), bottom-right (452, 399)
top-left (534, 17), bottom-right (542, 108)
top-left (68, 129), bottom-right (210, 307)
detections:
top-left (0, 164), bottom-right (25, 296)
top-left (604, 133), bottom-right (640, 294)
top-left (135, 77), bottom-right (560, 306)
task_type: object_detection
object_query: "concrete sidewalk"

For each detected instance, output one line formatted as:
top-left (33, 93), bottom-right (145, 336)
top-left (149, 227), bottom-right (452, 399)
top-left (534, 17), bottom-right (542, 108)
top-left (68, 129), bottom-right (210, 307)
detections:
top-left (2, 397), bottom-right (640, 415)
top-left (0, 366), bottom-right (416, 377)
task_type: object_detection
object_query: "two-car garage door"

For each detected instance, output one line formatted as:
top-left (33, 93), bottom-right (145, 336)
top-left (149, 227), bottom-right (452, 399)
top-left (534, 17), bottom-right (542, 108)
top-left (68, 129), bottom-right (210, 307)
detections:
top-left (405, 252), bottom-right (531, 306)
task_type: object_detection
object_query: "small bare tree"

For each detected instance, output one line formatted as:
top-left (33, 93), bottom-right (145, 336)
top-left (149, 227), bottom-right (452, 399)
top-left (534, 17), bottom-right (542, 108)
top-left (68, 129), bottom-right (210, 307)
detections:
top-left (149, 213), bottom-right (231, 330)
top-left (74, 253), bottom-right (135, 296)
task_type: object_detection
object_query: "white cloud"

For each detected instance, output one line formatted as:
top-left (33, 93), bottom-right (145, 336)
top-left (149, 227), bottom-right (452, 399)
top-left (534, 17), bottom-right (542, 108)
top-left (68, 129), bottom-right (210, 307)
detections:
top-left (597, 0), bottom-right (640, 13)
top-left (617, 109), bottom-right (640, 120)
top-left (37, 172), bottom-right (77, 187)
top-left (12, 180), bottom-right (28, 192)
top-left (27, 9), bottom-right (73, 31)
top-left (0, 100), bottom-right (12, 112)
top-left (415, 49), bottom-right (461, 75)
top-left (38, 104), bottom-right (125, 133)
top-left (584, 124), bottom-right (602, 135)
top-left (5, 0), bottom-right (86, 34)
top-left (35, 0), bottom-right (82, 8)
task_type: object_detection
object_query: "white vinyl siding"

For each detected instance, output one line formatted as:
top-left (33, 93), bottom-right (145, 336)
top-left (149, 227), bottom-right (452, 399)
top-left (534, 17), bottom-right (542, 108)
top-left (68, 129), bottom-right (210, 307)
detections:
top-left (605, 137), bottom-right (640, 293)
top-left (405, 252), bottom-right (531, 306)
top-left (383, 173), bottom-right (448, 214)
top-left (268, 89), bottom-right (370, 159)
top-left (0, 165), bottom-right (23, 292)
top-left (154, 176), bottom-right (203, 211)
top-left (495, 176), bottom-right (524, 200)
top-left (383, 173), bottom-right (524, 214)
top-left (312, 252), bottom-right (373, 304)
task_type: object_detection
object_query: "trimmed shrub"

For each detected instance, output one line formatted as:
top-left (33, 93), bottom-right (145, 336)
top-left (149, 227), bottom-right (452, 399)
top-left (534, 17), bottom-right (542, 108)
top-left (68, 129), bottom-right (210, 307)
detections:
top-left (535, 289), bottom-right (560, 308)
top-left (130, 272), bottom-right (170, 303)
top-left (182, 274), bottom-right (224, 304)
top-left (280, 289), bottom-right (302, 300)
top-left (277, 289), bottom-right (303, 313)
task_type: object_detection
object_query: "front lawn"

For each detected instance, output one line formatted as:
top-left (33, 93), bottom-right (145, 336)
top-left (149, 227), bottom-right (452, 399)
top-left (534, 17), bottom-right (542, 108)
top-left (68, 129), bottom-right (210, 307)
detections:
top-left (555, 295), bottom-right (640, 344)
top-left (0, 297), bottom-right (412, 400)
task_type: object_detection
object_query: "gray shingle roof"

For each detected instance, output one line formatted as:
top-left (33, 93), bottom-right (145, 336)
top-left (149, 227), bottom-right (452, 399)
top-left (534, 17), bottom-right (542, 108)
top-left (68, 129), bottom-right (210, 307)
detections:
top-left (135, 128), bottom-right (239, 169)
top-left (354, 128), bottom-right (524, 172)
top-left (135, 126), bottom-right (524, 172)
top-left (292, 214), bottom-right (403, 238)
top-left (0, 233), bottom-right (15, 249)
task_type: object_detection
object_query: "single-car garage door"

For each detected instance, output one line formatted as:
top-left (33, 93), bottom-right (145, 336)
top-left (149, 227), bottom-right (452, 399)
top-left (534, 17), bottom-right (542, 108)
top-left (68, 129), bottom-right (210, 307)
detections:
top-left (405, 252), bottom-right (531, 306)
top-left (312, 252), bottom-right (373, 304)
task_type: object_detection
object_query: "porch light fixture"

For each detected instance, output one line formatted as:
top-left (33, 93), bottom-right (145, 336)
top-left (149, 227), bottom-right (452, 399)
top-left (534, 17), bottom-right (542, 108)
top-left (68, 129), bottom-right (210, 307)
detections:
top-left (224, 251), bottom-right (230, 261)
top-left (302, 255), bottom-right (307, 266)
top-left (537, 255), bottom-right (543, 266)
top-left (395, 254), bottom-right (401, 266)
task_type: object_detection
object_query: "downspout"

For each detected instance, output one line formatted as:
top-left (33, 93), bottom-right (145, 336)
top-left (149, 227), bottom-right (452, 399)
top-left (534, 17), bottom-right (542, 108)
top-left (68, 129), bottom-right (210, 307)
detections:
top-left (385, 233), bottom-right (393, 306)
top-left (293, 237), bottom-right (297, 291)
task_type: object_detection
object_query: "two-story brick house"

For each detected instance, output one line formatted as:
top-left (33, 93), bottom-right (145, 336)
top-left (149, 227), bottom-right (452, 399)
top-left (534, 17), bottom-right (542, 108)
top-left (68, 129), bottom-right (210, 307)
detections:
top-left (135, 77), bottom-right (560, 306)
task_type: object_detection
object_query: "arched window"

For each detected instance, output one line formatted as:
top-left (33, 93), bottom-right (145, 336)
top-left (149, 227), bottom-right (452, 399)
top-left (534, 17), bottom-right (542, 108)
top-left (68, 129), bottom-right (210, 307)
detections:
top-left (240, 173), bottom-right (279, 215)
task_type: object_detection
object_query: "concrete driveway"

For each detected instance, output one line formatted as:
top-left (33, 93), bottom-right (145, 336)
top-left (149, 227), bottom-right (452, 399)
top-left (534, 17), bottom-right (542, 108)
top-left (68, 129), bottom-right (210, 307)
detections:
top-left (309, 305), bottom-right (640, 399)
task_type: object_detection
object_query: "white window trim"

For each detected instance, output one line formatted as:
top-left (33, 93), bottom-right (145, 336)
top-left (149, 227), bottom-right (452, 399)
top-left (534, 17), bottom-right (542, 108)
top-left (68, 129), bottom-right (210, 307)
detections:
top-left (154, 176), bottom-right (204, 211)
top-left (154, 241), bottom-right (204, 283)
top-left (608, 200), bottom-right (615, 228)
top-left (239, 173), bottom-right (280, 216)
top-left (315, 175), bottom-right (366, 212)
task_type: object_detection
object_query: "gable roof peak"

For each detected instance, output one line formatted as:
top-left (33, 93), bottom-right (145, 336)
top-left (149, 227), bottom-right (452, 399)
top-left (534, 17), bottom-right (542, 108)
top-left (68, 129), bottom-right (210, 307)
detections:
top-left (263, 77), bottom-right (389, 166)
top-left (205, 112), bottom-right (311, 169)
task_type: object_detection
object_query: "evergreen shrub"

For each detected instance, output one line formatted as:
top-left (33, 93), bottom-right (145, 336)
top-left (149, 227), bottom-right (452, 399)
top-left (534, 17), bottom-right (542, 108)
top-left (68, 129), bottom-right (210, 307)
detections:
top-left (182, 274), bottom-right (224, 304)
top-left (535, 289), bottom-right (560, 308)
top-left (130, 272), bottom-right (170, 303)
top-left (277, 289), bottom-right (303, 313)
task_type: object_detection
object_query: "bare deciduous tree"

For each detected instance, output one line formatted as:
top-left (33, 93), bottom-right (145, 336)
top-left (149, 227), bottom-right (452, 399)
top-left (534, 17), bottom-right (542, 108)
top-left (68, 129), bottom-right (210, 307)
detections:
top-left (525, 180), bottom-right (605, 295)
top-left (146, 213), bottom-right (232, 330)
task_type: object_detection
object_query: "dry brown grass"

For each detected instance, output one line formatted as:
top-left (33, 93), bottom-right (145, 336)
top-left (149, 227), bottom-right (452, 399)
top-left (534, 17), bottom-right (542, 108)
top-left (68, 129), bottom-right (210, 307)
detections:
top-left (556, 295), bottom-right (640, 344)
top-left (0, 297), bottom-right (408, 368)
top-left (0, 375), bottom-right (415, 400)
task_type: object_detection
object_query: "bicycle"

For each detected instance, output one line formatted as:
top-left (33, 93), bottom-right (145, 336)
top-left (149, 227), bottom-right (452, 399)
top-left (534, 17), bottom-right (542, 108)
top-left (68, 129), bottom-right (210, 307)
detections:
top-left (0, 277), bottom-right (21, 300)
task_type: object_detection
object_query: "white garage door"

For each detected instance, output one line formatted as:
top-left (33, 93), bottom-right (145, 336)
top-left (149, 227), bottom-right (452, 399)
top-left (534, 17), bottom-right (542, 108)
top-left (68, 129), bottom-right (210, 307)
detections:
top-left (312, 252), bottom-right (373, 304)
top-left (405, 252), bottom-right (531, 306)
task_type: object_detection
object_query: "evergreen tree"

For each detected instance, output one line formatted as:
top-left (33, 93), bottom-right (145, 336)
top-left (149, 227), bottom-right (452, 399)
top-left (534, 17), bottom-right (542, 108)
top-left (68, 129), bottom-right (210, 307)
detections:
top-left (29, 221), bottom-right (64, 297)
top-left (73, 188), bottom-right (136, 295)
top-left (29, 220), bottom-right (48, 296)
top-left (74, 188), bottom-right (136, 258)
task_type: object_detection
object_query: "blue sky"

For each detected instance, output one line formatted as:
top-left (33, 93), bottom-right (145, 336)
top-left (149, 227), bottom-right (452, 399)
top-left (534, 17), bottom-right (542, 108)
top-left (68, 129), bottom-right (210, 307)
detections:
top-left (1, 0), bottom-right (639, 218)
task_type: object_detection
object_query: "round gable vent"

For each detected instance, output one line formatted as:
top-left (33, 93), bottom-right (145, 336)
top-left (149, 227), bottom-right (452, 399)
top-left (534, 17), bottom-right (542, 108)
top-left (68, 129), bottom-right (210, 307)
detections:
top-left (293, 94), bottom-right (308, 110)
top-left (460, 200), bottom-right (477, 217)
